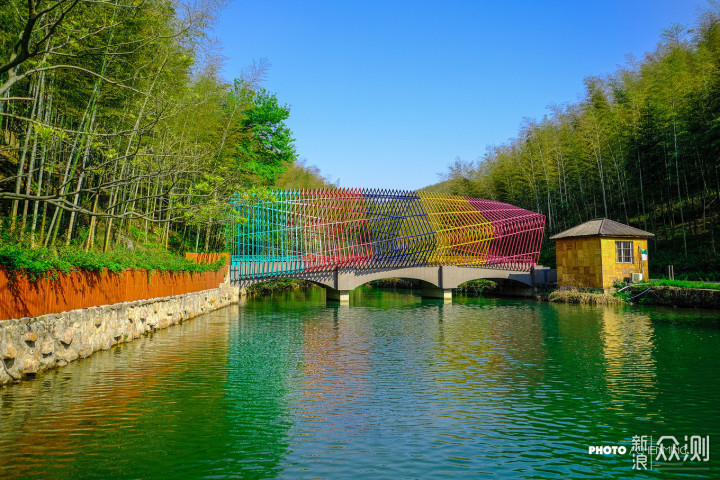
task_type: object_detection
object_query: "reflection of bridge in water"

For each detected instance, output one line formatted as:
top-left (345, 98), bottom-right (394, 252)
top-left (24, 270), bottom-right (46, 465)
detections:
top-left (227, 188), bottom-right (552, 303)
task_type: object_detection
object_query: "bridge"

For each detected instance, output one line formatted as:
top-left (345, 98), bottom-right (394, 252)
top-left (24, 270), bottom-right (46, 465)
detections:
top-left (227, 188), bottom-right (550, 304)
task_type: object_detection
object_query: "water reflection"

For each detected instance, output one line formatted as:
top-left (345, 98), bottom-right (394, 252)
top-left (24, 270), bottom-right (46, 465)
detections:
top-left (221, 303), bottom-right (302, 478)
top-left (601, 308), bottom-right (657, 415)
top-left (0, 309), bottom-right (233, 479)
top-left (0, 288), bottom-right (718, 479)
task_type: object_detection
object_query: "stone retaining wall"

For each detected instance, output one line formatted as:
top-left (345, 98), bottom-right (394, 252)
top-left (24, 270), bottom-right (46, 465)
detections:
top-left (0, 284), bottom-right (239, 386)
top-left (628, 285), bottom-right (720, 309)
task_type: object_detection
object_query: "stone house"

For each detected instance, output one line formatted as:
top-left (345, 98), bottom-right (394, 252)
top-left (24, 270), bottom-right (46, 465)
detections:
top-left (550, 218), bottom-right (654, 290)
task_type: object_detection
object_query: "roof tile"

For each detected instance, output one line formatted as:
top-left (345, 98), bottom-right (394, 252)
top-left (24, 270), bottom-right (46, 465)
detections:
top-left (549, 218), bottom-right (654, 240)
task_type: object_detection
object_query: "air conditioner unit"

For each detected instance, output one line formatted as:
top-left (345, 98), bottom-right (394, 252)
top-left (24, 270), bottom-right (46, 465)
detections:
top-left (631, 273), bottom-right (643, 283)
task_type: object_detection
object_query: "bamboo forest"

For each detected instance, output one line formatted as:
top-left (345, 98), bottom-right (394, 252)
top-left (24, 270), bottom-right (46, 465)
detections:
top-left (0, 0), bottom-right (331, 272)
top-left (431, 10), bottom-right (720, 278)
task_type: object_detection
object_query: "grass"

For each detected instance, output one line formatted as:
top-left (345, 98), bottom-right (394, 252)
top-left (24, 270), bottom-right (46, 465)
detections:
top-left (0, 243), bottom-right (226, 282)
top-left (548, 288), bottom-right (625, 305)
top-left (641, 279), bottom-right (720, 290)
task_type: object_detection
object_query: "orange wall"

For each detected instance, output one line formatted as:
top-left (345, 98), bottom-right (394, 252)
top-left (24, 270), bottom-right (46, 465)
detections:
top-left (0, 255), bottom-right (229, 321)
top-left (185, 252), bottom-right (230, 269)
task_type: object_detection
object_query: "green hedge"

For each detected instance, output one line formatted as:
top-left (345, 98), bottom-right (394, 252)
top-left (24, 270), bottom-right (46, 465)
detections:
top-left (0, 244), bottom-right (225, 282)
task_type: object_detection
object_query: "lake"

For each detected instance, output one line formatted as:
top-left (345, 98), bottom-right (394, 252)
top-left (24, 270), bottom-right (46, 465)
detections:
top-left (1, 286), bottom-right (718, 479)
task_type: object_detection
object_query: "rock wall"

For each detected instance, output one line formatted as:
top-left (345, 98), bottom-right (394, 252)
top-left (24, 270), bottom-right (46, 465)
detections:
top-left (628, 286), bottom-right (720, 309)
top-left (0, 284), bottom-right (239, 386)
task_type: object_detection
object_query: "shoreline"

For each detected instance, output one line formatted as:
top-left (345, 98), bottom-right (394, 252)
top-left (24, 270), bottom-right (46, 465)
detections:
top-left (0, 284), bottom-right (239, 387)
top-left (245, 278), bottom-right (720, 310)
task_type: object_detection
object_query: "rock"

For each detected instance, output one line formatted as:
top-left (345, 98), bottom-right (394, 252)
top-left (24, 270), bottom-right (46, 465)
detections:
top-left (6, 361), bottom-right (21, 380)
top-left (62, 348), bottom-right (78, 363)
top-left (78, 345), bottom-right (93, 358)
top-left (23, 358), bottom-right (39, 374)
top-left (2, 343), bottom-right (17, 360)
top-left (39, 353), bottom-right (56, 369)
top-left (3, 344), bottom-right (17, 359)
top-left (0, 367), bottom-right (12, 385)
top-left (61, 327), bottom-right (75, 345)
top-left (24, 332), bottom-right (38, 343)
top-left (40, 341), bottom-right (54, 355)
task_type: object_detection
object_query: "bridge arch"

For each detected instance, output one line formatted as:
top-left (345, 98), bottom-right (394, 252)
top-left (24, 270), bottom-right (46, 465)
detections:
top-left (232, 264), bottom-right (545, 305)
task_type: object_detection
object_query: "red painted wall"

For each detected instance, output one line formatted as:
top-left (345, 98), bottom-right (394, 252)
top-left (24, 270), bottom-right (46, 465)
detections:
top-left (0, 253), bottom-right (229, 321)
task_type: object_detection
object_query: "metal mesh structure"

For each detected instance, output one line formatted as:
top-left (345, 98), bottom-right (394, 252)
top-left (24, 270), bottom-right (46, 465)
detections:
top-left (227, 188), bottom-right (545, 280)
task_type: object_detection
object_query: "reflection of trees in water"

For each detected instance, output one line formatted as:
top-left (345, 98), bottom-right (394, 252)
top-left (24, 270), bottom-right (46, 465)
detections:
top-left (0, 308), bottom-right (236, 479)
top-left (297, 309), bottom-right (373, 439)
top-left (549, 303), bottom-right (608, 392)
top-left (224, 304), bottom-right (305, 479)
top-left (540, 304), bottom-right (661, 439)
top-left (601, 308), bottom-right (657, 411)
top-left (429, 302), bottom-right (548, 394)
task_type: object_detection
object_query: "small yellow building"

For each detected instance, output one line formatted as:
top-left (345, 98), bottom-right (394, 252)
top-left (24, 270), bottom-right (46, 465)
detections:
top-left (550, 218), bottom-right (653, 290)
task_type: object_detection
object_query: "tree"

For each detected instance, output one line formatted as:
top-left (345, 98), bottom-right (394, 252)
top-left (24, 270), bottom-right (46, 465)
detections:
top-left (233, 89), bottom-right (297, 185)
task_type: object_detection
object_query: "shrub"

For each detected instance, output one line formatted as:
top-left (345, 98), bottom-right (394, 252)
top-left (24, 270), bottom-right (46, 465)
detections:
top-left (0, 243), bottom-right (225, 282)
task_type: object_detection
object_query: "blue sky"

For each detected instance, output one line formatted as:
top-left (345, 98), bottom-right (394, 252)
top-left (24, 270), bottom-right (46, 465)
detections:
top-left (212, 1), bottom-right (705, 189)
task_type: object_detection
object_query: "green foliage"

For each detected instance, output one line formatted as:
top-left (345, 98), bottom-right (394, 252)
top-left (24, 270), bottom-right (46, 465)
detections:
top-left (234, 88), bottom-right (297, 185)
top-left (612, 281), bottom-right (631, 301)
top-left (648, 248), bottom-right (720, 281)
top-left (0, 0), bottom-right (317, 257)
top-left (0, 244), bottom-right (72, 282)
top-left (275, 159), bottom-right (337, 189)
top-left (368, 278), bottom-right (416, 289)
top-left (538, 243), bottom-right (556, 268)
top-left (644, 279), bottom-right (720, 290)
top-left (246, 279), bottom-right (308, 294)
top-left (455, 279), bottom-right (497, 296)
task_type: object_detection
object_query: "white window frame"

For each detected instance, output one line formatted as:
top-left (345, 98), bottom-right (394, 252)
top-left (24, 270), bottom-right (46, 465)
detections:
top-left (616, 241), bottom-right (634, 264)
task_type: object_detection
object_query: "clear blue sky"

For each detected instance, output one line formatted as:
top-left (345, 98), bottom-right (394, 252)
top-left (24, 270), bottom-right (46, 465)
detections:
top-left (212, 0), bottom-right (705, 189)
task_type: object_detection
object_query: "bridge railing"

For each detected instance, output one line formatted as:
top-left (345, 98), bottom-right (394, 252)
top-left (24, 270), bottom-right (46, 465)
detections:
top-left (227, 188), bottom-right (545, 280)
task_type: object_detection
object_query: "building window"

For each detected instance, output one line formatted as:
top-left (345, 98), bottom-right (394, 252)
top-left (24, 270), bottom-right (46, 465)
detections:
top-left (616, 241), bottom-right (634, 263)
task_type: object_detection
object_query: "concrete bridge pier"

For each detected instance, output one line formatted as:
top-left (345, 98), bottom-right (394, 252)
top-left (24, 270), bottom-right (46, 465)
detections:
top-left (327, 289), bottom-right (350, 304)
top-left (233, 264), bottom-right (553, 307)
top-left (419, 281), bottom-right (452, 303)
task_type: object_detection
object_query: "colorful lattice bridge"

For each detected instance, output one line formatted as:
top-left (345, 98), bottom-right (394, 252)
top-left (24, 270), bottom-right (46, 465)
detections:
top-left (227, 189), bottom-right (545, 280)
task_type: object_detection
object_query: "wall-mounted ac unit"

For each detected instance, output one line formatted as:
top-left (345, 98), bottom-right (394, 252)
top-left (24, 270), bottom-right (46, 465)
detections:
top-left (631, 273), bottom-right (643, 283)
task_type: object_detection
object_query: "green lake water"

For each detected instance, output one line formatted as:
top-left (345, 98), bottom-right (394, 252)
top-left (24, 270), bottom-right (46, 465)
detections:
top-left (1, 286), bottom-right (719, 479)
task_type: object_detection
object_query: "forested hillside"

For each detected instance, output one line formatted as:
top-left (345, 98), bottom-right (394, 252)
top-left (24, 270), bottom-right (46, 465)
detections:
top-left (0, 0), bottom-right (331, 260)
top-left (434, 8), bottom-right (720, 279)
